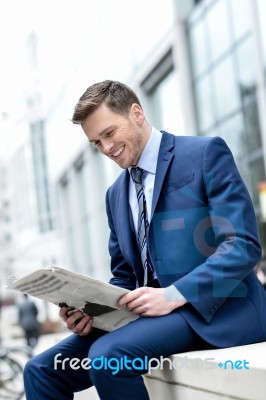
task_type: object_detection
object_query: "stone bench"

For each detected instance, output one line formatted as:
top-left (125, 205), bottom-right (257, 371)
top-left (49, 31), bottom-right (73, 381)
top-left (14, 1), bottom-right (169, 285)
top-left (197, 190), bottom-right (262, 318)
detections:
top-left (74, 342), bottom-right (266, 400)
top-left (144, 342), bottom-right (266, 400)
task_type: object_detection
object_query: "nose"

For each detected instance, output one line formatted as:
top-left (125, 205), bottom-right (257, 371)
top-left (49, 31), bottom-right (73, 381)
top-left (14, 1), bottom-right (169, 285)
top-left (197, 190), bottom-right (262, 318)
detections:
top-left (101, 139), bottom-right (114, 154)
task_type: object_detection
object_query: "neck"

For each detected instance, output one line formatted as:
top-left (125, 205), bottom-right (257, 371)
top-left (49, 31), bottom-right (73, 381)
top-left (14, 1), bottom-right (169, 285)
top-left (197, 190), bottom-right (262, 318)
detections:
top-left (141, 121), bottom-right (152, 148)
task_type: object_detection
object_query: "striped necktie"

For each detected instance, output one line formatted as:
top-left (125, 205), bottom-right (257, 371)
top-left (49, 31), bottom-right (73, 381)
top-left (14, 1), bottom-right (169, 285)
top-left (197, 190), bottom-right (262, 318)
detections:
top-left (130, 167), bottom-right (150, 286)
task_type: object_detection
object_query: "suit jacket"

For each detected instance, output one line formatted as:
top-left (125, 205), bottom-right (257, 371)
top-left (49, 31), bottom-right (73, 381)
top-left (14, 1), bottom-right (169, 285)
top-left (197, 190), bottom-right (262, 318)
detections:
top-left (106, 132), bottom-right (266, 347)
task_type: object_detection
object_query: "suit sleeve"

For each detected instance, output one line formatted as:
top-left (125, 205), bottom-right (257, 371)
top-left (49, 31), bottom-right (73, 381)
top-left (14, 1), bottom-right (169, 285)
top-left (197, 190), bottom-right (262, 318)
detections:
top-left (174, 136), bottom-right (262, 323)
top-left (105, 189), bottom-right (136, 290)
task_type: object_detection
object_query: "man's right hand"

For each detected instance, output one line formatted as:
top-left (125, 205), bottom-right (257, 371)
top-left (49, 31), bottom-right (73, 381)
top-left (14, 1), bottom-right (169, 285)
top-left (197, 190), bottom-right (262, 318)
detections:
top-left (59, 306), bottom-right (94, 336)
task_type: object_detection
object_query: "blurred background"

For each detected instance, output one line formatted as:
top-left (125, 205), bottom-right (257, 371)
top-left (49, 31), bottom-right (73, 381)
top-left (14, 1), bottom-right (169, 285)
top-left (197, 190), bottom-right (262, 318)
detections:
top-left (1, 0), bottom-right (266, 341)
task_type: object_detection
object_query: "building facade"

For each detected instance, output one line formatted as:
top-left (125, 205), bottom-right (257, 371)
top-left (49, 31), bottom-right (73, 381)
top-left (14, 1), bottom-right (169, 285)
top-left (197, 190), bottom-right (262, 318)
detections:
top-left (2, 0), bottom-right (266, 291)
top-left (58, 0), bottom-right (266, 276)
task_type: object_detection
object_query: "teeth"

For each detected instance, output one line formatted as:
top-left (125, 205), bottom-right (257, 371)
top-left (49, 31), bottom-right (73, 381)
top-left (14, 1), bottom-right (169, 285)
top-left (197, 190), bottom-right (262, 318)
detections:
top-left (113, 145), bottom-right (124, 157)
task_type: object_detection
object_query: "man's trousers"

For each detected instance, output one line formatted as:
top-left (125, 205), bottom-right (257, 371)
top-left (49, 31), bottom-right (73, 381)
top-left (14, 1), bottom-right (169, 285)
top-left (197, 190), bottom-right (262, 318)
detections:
top-left (24, 310), bottom-right (211, 400)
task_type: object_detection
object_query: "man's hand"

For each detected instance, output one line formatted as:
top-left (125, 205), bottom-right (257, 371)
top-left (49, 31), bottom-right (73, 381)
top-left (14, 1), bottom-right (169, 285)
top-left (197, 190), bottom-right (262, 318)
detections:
top-left (117, 287), bottom-right (186, 317)
top-left (59, 306), bottom-right (93, 336)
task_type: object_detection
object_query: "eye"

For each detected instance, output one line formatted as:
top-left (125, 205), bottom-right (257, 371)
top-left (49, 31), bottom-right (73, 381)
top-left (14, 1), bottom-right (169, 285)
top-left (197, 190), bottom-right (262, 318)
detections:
top-left (105, 130), bottom-right (113, 137)
top-left (93, 140), bottom-right (101, 147)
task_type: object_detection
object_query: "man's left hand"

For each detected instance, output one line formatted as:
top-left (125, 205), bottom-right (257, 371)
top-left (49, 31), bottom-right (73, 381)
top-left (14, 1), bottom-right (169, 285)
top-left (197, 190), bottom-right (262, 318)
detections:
top-left (117, 287), bottom-right (186, 317)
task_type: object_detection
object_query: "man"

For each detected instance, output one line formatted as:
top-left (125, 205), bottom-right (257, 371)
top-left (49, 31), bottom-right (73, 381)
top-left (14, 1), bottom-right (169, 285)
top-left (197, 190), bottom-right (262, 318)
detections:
top-left (24, 80), bottom-right (266, 400)
top-left (18, 294), bottom-right (40, 348)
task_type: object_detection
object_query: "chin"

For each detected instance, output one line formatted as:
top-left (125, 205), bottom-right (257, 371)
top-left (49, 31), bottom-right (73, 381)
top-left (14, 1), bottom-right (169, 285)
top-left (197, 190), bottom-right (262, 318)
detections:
top-left (119, 162), bottom-right (130, 169)
top-left (121, 158), bottom-right (133, 169)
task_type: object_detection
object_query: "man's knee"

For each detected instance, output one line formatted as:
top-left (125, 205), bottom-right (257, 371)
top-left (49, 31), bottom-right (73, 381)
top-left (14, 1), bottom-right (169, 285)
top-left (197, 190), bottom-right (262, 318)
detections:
top-left (24, 351), bottom-right (54, 381)
top-left (88, 333), bottom-right (127, 361)
top-left (89, 337), bottom-right (112, 361)
top-left (88, 336), bottom-right (120, 379)
top-left (88, 333), bottom-right (142, 383)
top-left (23, 357), bottom-right (32, 378)
top-left (23, 355), bottom-right (43, 389)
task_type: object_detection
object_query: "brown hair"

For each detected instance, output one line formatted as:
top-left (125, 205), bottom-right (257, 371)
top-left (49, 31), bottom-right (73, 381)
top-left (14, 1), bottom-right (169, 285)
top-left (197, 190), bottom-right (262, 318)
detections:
top-left (71, 80), bottom-right (142, 124)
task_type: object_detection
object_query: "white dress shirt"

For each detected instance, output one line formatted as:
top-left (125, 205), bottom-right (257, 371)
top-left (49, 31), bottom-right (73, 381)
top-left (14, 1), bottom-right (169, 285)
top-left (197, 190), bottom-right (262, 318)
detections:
top-left (129, 127), bottom-right (161, 233)
top-left (128, 127), bottom-right (187, 303)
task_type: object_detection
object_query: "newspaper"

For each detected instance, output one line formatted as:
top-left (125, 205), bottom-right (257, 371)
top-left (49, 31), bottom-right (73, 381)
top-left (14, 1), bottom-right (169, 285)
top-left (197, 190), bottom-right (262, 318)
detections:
top-left (6, 266), bottom-right (137, 332)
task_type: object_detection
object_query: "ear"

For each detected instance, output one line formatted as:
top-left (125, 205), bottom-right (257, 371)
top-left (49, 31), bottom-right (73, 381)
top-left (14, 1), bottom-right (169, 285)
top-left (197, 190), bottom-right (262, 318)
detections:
top-left (130, 103), bottom-right (145, 125)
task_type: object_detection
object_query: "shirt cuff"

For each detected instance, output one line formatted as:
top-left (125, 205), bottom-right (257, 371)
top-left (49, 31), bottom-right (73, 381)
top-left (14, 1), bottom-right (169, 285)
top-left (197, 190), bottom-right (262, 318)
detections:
top-left (164, 285), bottom-right (188, 303)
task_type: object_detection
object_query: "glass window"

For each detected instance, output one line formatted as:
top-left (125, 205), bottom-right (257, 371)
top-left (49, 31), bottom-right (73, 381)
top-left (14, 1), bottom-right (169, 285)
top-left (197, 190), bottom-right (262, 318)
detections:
top-left (243, 99), bottom-right (263, 154)
top-left (229, 0), bottom-right (251, 41)
top-left (30, 120), bottom-right (53, 232)
top-left (249, 157), bottom-right (266, 206)
top-left (128, 0), bottom-right (174, 66)
top-left (206, 0), bottom-right (231, 62)
top-left (59, 182), bottom-right (76, 268)
top-left (149, 70), bottom-right (186, 135)
top-left (218, 113), bottom-right (247, 159)
top-left (201, 127), bottom-right (218, 137)
top-left (195, 74), bottom-right (216, 132)
top-left (236, 37), bottom-right (257, 89)
top-left (257, 0), bottom-right (266, 73)
top-left (217, 113), bottom-right (251, 189)
top-left (213, 57), bottom-right (240, 119)
top-left (12, 145), bottom-right (36, 231)
top-left (74, 165), bottom-right (94, 275)
top-left (189, 20), bottom-right (209, 77)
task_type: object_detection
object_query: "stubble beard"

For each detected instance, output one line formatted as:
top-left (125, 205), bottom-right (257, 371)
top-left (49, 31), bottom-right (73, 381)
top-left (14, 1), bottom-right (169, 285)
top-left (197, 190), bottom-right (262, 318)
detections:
top-left (129, 129), bottom-right (143, 167)
top-left (117, 129), bottom-right (143, 169)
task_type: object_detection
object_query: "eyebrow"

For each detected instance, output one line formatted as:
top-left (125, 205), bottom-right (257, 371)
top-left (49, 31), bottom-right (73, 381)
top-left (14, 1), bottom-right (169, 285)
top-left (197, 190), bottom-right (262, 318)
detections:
top-left (88, 125), bottom-right (116, 143)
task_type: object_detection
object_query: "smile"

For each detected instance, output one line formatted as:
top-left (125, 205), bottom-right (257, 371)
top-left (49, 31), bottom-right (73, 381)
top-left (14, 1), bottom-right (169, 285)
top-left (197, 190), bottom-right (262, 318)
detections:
top-left (112, 145), bottom-right (125, 157)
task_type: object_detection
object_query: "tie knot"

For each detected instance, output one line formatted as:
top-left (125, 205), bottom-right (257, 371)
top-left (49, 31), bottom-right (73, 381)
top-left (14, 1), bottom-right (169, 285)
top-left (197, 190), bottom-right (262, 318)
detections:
top-left (130, 167), bottom-right (144, 185)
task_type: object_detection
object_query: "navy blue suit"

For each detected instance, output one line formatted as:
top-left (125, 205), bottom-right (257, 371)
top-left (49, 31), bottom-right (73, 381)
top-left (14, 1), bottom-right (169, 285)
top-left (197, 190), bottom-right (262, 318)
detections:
top-left (24, 133), bottom-right (266, 399)
top-left (107, 132), bottom-right (266, 347)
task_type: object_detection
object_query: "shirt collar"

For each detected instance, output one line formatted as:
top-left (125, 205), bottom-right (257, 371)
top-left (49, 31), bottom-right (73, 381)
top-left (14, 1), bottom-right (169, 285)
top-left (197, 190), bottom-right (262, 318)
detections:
top-left (129, 127), bottom-right (162, 174)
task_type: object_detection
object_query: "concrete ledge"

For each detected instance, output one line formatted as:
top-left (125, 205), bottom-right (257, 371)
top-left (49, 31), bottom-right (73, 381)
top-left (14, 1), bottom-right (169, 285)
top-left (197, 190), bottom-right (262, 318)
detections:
top-left (74, 387), bottom-right (99, 399)
top-left (74, 342), bottom-right (266, 399)
top-left (144, 342), bottom-right (266, 400)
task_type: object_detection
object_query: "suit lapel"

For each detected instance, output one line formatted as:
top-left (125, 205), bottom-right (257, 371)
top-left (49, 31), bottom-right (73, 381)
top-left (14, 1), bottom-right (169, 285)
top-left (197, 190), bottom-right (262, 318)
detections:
top-left (116, 171), bottom-right (135, 250)
top-left (114, 132), bottom-right (175, 285)
top-left (151, 131), bottom-right (175, 220)
top-left (116, 171), bottom-right (144, 283)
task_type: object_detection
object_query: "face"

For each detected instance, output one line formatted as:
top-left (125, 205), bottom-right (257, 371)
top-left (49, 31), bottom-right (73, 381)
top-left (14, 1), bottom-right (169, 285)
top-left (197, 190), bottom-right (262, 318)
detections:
top-left (81, 103), bottom-right (150, 169)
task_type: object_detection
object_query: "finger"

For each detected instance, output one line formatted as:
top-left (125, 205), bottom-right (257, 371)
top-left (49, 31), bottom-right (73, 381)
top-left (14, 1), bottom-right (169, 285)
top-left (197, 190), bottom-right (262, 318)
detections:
top-left (59, 306), bottom-right (69, 320)
top-left (117, 288), bottom-right (144, 307)
top-left (77, 317), bottom-right (94, 336)
top-left (67, 317), bottom-right (85, 331)
top-left (66, 311), bottom-right (85, 328)
top-left (131, 305), bottom-right (147, 316)
top-left (125, 298), bottom-right (144, 311)
top-left (117, 293), bottom-right (131, 307)
top-left (73, 314), bottom-right (91, 333)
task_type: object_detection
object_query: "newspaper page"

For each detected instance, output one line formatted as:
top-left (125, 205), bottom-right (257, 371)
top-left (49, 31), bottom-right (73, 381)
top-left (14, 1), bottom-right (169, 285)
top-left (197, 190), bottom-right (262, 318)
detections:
top-left (6, 266), bottom-right (137, 331)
